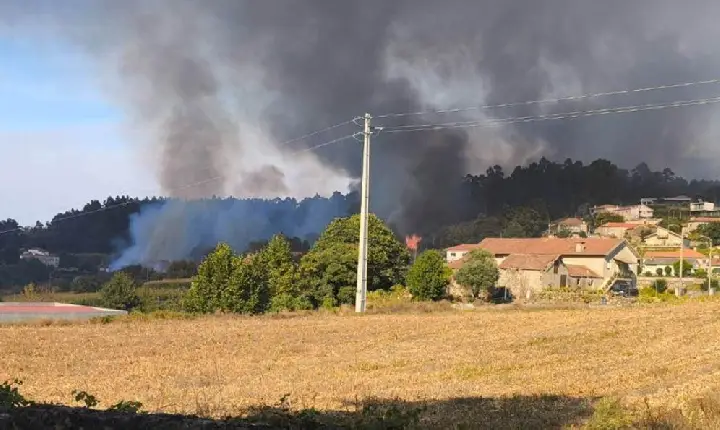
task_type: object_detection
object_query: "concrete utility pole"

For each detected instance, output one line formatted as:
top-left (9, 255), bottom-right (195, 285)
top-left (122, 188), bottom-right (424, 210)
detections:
top-left (355, 113), bottom-right (372, 313)
top-left (678, 226), bottom-right (684, 297)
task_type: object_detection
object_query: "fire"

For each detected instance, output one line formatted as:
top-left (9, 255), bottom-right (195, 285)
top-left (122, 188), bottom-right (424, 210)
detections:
top-left (405, 234), bottom-right (422, 251)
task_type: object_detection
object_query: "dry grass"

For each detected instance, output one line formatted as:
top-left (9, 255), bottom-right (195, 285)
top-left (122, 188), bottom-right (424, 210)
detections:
top-left (3, 302), bottom-right (720, 426)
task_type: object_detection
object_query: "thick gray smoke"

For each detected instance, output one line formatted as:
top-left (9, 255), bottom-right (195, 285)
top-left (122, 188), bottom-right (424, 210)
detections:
top-left (5, 0), bottom-right (720, 263)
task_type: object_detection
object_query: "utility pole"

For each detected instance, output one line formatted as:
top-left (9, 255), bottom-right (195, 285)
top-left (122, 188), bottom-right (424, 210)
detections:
top-left (678, 226), bottom-right (684, 297)
top-left (355, 113), bottom-right (372, 313)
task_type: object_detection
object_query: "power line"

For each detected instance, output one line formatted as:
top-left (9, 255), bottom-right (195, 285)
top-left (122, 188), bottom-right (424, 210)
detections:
top-left (274, 119), bottom-right (355, 148)
top-left (381, 96), bottom-right (720, 133)
top-left (0, 132), bottom-right (358, 237)
top-left (375, 77), bottom-right (720, 119)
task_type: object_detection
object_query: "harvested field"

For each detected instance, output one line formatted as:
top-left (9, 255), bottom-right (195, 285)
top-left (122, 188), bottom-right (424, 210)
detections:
top-left (3, 302), bottom-right (720, 427)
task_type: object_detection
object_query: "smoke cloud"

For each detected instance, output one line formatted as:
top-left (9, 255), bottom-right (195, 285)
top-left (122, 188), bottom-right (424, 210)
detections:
top-left (5, 0), bottom-right (720, 264)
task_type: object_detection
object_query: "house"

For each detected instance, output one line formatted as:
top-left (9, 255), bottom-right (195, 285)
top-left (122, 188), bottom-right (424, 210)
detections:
top-left (595, 222), bottom-right (642, 239)
top-left (642, 249), bottom-right (708, 275)
top-left (20, 248), bottom-right (60, 268)
top-left (446, 244), bottom-right (483, 263)
top-left (642, 226), bottom-right (689, 248)
top-left (592, 204), bottom-right (654, 221)
top-left (691, 201), bottom-right (716, 212)
top-left (447, 237), bottom-right (638, 297)
top-left (549, 218), bottom-right (588, 236)
top-left (687, 217), bottom-right (720, 233)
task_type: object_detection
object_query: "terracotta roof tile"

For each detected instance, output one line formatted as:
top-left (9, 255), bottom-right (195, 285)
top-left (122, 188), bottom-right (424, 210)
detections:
top-left (498, 254), bottom-right (559, 271)
top-left (446, 244), bottom-right (484, 252)
top-left (557, 218), bottom-right (583, 226)
top-left (478, 237), bottom-right (623, 257)
top-left (599, 222), bottom-right (640, 229)
top-left (644, 249), bottom-right (706, 259)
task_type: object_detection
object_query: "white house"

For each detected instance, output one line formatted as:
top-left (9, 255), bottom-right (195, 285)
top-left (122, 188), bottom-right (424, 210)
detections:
top-left (20, 248), bottom-right (60, 268)
top-left (642, 226), bottom-right (689, 248)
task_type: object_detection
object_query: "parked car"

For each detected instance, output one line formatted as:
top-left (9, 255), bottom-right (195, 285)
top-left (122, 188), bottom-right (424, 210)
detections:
top-left (609, 280), bottom-right (638, 297)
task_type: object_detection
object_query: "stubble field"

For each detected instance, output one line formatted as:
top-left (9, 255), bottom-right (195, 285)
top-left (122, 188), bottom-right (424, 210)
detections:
top-left (3, 302), bottom-right (720, 427)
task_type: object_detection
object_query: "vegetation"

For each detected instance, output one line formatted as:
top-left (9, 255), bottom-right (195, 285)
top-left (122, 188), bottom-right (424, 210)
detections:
top-left (100, 272), bottom-right (141, 311)
top-left (405, 250), bottom-right (451, 301)
top-left (4, 302), bottom-right (720, 428)
top-left (453, 249), bottom-right (499, 300)
top-left (298, 214), bottom-right (410, 307)
top-left (653, 278), bottom-right (668, 294)
top-left (698, 222), bottom-right (720, 246)
top-left (672, 260), bottom-right (694, 277)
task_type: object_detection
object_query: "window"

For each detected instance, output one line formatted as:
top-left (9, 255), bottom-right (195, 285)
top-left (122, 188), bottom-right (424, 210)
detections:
top-left (450, 252), bottom-right (456, 257)
top-left (554, 261), bottom-right (559, 274)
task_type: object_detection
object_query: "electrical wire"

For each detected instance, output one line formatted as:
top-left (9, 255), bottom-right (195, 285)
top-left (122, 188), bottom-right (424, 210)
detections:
top-left (381, 96), bottom-right (720, 133)
top-left (374, 77), bottom-right (720, 119)
top-left (0, 132), bottom-right (358, 236)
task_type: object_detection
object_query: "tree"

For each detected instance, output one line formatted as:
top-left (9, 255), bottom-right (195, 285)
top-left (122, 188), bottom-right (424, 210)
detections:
top-left (664, 266), bottom-right (673, 276)
top-left (298, 214), bottom-right (410, 306)
top-left (594, 213), bottom-right (625, 227)
top-left (672, 260), bottom-right (693, 277)
top-left (698, 222), bottom-right (720, 246)
top-left (656, 268), bottom-right (664, 276)
top-left (454, 250), bottom-right (499, 300)
top-left (406, 250), bottom-right (452, 301)
top-left (221, 255), bottom-right (270, 314)
top-left (183, 243), bottom-right (236, 313)
top-left (100, 272), bottom-right (141, 311)
top-left (556, 229), bottom-right (572, 238)
top-left (259, 234), bottom-right (297, 298)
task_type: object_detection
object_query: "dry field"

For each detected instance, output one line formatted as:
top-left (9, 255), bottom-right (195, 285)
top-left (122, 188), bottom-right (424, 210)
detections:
top-left (3, 302), bottom-right (720, 427)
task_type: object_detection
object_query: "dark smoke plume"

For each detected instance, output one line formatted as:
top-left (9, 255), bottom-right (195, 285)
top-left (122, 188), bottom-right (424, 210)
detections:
top-left (5, 0), bottom-right (720, 264)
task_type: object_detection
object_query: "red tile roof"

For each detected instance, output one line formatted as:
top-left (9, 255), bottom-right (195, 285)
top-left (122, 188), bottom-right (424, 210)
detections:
top-left (478, 237), bottom-right (623, 257)
top-left (557, 218), bottom-right (584, 226)
top-left (566, 265), bottom-right (602, 278)
top-left (644, 249), bottom-right (706, 260)
top-left (446, 244), bottom-right (484, 252)
top-left (447, 259), bottom-right (466, 270)
top-left (498, 254), bottom-right (559, 271)
top-left (599, 222), bottom-right (640, 229)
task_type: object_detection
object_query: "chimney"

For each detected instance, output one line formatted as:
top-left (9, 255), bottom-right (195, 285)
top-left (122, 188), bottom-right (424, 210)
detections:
top-left (575, 241), bottom-right (586, 253)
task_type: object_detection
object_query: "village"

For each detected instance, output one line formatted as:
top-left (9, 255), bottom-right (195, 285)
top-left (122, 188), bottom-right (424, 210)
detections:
top-left (444, 196), bottom-right (720, 300)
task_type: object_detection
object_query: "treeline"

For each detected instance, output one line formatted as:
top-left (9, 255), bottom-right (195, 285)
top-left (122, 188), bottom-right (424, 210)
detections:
top-left (2, 158), bottom-right (719, 290)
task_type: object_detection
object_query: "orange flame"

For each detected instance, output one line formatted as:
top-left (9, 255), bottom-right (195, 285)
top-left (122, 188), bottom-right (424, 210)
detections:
top-left (405, 234), bottom-right (422, 251)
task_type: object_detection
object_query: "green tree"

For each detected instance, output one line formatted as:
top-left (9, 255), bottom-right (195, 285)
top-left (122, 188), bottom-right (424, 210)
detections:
top-left (594, 213), bottom-right (625, 227)
top-left (100, 272), bottom-right (141, 311)
top-left (259, 234), bottom-right (297, 298)
top-left (672, 260), bottom-right (693, 277)
top-left (664, 266), bottom-right (673, 276)
top-left (656, 268), bottom-right (663, 276)
top-left (221, 255), bottom-right (270, 314)
top-left (299, 214), bottom-right (410, 306)
top-left (183, 243), bottom-right (236, 313)
top-left (454, 249), bottom-right (499, 300)
top-left (556, 228), bottom-right (572, 238)
top-left (406, 250), bottom-right (452, 301)
top-left (698, 222), bottom-right (720, 246)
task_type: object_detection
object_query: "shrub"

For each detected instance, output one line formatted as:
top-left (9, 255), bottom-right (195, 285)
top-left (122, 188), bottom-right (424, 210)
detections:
top-left (664, 266), bottom-right (673, 276)
top-left (695, 268), bottom-right (708, 279)
top-left (100, 272), bottom-right (141, 311)
top-left (337, 286), bottom-right (356, 305)
top-left (405, 250), bottom-right (451, 301)
top-left (454, 250), bottom-right (499, 301)
top-left (644, 271), bottom-right (653, 277)
top-left (702, 279), bottom-right (719, 291)
top-left (653, 278), bottom-right (668, 294)
top-left (0, 379), bottom-right (31, 411)
top-left (656, 268), bottom-right (663, 276)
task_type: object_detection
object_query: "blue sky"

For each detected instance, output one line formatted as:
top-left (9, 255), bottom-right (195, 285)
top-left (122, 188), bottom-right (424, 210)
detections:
top-left (0, 37), bottom-right (157, 225)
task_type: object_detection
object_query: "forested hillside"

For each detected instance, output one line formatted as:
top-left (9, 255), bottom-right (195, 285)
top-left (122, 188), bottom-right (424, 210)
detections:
top-left (1, 158), bottom-right (719, 289)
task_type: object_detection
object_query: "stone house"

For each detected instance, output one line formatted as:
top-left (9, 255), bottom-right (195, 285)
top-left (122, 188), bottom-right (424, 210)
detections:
top-left (446, 237), bottom-right (638, 297)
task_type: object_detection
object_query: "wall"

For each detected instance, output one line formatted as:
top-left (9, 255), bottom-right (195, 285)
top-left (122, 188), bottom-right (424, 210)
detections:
top-left (446, 250), bottom-right (468, 262)
top-left (562, 256), bottom-right (609, 280)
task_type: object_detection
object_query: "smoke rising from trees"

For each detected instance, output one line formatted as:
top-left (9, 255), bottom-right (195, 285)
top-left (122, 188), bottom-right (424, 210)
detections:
top-left (4, 0), bottom-right (720, 265)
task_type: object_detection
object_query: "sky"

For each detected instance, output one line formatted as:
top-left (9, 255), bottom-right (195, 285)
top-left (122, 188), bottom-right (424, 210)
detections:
top-left (0, 37), bottom-right (158, 225)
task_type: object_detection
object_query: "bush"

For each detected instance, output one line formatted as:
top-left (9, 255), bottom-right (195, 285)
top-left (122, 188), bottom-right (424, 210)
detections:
top-left (454, 250), bottom-right (499, 301)
top-left (652, 278), bottom-right (668, 294)
top-left (656, 268), bottom-right (663, 276)
top-left (337, 286), bottom-right (356, 305)
top-left (695, 269), bottom-right (708, 279)
top-left (664, 266), bottom-right (673, 276)
top-left (702, 279), bottom-right (719, 291)
top-left (644, 271), bottom-right (652, 277)
top-left (405, 250), bottom-right (451, 301)
top-left (100, 272), bottom-right (141, 311)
